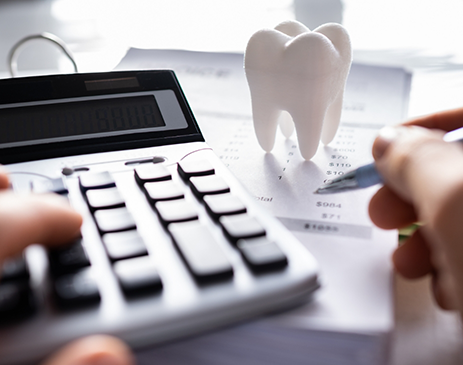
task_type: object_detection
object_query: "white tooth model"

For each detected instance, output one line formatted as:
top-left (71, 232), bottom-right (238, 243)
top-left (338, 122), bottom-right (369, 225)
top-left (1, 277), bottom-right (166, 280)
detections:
top-left (244, 20), bottom-right (352, 160)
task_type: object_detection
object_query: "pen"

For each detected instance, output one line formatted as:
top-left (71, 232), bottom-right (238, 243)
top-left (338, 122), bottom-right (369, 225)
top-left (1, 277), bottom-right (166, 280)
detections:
top-left (314, 126), bottom-right (463, 194)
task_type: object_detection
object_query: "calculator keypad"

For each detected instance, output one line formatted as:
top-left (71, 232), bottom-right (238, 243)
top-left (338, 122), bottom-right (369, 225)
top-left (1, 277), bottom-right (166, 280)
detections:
top-left (2, 159), bottom-right (289, 320)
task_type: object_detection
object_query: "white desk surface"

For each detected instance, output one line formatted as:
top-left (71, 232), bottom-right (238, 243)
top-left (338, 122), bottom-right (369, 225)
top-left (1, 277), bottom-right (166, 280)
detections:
top-left (1, 1), bottom-right (463, 364)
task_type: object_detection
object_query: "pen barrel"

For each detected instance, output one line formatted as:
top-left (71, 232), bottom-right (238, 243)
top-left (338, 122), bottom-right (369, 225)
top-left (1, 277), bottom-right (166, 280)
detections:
top-left (356, 163), bottom-right (383, 188)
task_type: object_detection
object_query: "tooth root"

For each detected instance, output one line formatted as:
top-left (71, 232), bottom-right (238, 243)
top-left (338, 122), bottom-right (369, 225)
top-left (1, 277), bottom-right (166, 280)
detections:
top-left (320, 89), bottom-right (344, 145)
top-left (278, 110), bottom-right (294, 138)
top-left (291, 104), bottom-right (327, 160)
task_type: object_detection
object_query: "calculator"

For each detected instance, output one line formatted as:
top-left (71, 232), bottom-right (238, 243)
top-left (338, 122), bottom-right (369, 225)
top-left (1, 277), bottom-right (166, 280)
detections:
top-left (0, 70), bottom-right (319, 365)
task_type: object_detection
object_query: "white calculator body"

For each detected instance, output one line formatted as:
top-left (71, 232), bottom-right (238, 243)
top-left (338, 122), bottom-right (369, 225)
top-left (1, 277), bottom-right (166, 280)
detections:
top-left (0, 70), bottom-right (319, 365)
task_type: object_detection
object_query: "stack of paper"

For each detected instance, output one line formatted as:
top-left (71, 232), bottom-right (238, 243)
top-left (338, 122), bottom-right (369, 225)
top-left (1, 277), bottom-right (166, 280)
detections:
top-left (117, 49), bottom-right (411, 365)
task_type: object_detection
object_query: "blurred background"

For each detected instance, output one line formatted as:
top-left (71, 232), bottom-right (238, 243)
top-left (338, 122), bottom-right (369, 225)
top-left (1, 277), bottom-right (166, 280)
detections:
top-left (1, 0), bottom-right (463, 117)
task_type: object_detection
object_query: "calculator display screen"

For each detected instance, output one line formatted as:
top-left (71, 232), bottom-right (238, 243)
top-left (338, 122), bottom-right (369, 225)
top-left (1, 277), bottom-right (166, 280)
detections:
top-left (0, 70), bottom-right (202, 164)
top-left (0, 94), bottom-right (169, 149)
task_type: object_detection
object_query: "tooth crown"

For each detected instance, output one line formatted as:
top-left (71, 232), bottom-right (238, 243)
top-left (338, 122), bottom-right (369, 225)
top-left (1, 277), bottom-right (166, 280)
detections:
top-left (244, 20), bottom-right (352, 160)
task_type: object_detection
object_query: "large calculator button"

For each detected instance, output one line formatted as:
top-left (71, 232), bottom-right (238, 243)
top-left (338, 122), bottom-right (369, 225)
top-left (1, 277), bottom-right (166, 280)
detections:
top-left (48, 239), bottom-right (90, 276)
top-left (237, 237), bottom-right (288, 272)
top-left (169, 221), bottom-right (233, 282)
top-left (1, 256), bottom-right (29, 282)
top-left (114, 256), bottom-right (162, 296)
top-left (219, 214), bottom-right (266, 244)
top-left (204, 193), bottom-right (246, 221)
top-left (155, 199), bottom-right (198, 226)
top-left (103, 231), bottom-right (148, 262)
top-left (135, 164), bottom-right (171, 185)
top-left (0, 282), bottom-right (35, 323)
top-left (53, 268), bottom-right (100, 309)
top-left (94, 207), bottom-right (137, 234)
top-left (144, 181), bottom-right (184, 203)
top-left (86, 187), bottom-right (125, 210)
top-left (189, 175), bottom-right (230, 200)
top-left (79, 172), bottom-right (116, 191)
top-left (177, 160), bottom-right (214, 181)
top-left (32, 178), bottom-right (68, 195)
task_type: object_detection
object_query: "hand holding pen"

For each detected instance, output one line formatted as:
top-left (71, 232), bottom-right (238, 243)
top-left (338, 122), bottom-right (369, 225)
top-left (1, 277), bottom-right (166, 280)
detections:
top-left (333, 107), bottom-right (463, 316)
top-left (316, 126), bottom-right (463, 194)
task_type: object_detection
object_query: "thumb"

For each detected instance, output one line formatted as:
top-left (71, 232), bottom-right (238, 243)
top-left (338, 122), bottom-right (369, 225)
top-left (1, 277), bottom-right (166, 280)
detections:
top-left (372, 125), bottom-right (463, 222)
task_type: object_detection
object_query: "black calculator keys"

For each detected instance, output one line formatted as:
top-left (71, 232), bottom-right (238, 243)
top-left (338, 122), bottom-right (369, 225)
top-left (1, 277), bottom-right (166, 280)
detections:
top-left (113, 256), bottom-right (162, 296)
top-left (79, 172), bottom-right (116, 191)
top-left (144, 181), bottom-right (184, 203)
top-left (94, 207), bottom-right (137, 234)
top-left (48, 239), bottom-right (90, 276)
top-left (169, 221), bottom-right (233, 282)
top-left (204, 193), bottom-right (246, 220)
top-left (155, 200), bottom-right (198, 226)
top-left (237, 237), bottom-right (288, 272)
top-left (178, 160), bottom-right (214, 181)
top-left (103, 231), bottom-right (148, 262)
top-left (135, 164), bottom-right (171, 185)
top-left (53, 268), bottom-right (100, 309)
top-left (86, 187), bottom-right (125, 211)
top-left (189, 175), bottom-right (230, 200)
top-left (219, 214), bottom-right (266, 244)
top-left (0, 282), bottom-right (35, 323)
top-left (0, 256), bottom-right (35, 323)
top-left (1, 256), bottom-right (29, 282)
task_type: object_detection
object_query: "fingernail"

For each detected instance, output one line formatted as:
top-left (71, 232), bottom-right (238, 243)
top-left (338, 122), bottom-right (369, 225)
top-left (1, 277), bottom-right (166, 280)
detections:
top-left (373, 126), bottom-right (404, 160)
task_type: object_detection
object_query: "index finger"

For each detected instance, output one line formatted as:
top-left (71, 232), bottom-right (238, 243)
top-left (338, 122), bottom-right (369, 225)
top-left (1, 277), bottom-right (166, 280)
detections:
top-left (405, 107), bottom-right (463, 132)
top-left (0, 192), bottom-right (82, 262)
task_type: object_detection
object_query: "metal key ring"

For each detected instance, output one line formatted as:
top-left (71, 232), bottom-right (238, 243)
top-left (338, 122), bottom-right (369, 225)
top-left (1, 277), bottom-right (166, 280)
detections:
top-left (8, 32), bottom-right (78, 77)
